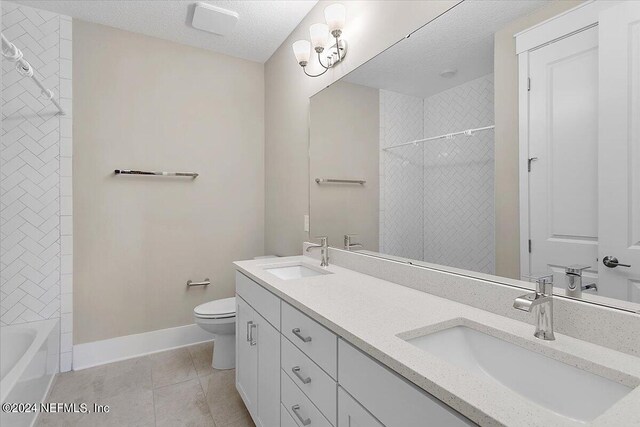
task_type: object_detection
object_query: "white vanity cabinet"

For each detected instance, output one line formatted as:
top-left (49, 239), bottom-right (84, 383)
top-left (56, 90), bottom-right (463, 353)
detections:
top-left (338, 387), bottom-right (384, 427)
top-left (338, 339), bottom-right (475, 427)
top-left (236, 273), bottom-right (281, 427)
top-left (236, 271), bottom-right (474, 427)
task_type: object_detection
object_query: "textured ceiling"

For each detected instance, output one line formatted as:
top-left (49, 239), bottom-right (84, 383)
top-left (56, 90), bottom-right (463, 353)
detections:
top-left (9, 0), bottom-right (318, 63)
top-left (344, 0), bottom-right (549, 99)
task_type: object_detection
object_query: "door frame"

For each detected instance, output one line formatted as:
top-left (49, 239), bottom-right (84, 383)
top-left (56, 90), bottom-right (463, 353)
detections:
top-left (515, 0), bottom-right (614, 278)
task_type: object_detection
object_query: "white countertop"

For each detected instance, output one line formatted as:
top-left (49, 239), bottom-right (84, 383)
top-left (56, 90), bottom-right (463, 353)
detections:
top-left (234, 256), bottom-right (640, 427)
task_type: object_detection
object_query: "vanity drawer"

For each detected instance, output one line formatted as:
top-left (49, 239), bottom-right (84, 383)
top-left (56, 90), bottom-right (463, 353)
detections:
top-left (282, 335), bottom-right (337, 424)
top-left (281, 404), bottom-right (299, 427)
top-left (235, 271), bottom-right (280, 330)
top-left (281, 370), bottom-right (333, 427)
top-left (338, 339), bottom-right (475, 427)
top-left (282, 302), bottom-right (337, 378)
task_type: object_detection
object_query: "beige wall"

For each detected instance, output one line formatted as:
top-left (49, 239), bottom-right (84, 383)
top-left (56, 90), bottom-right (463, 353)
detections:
top-left (73, 21), bottom-right (264, 344)
top-left (493, 0), bottom-right (583, 279)
top-left (309, 81), bottom-right (379, 250)
top-left (265, 0), bottom-right (459, 256)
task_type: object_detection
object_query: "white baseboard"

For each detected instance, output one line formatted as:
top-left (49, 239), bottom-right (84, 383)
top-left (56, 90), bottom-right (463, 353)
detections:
top-left (72, 323), bottom-right (213, 370)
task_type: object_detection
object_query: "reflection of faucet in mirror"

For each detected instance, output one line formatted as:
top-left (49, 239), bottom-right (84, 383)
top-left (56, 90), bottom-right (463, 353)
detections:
top-left (344, 234), bottom-right (363, 251)
top-left (565, 265), bottom-right (597, 298)
top-left (513, 273), bottom-right (555, 341)
top-left (306, 236), bottom-right (329, 267)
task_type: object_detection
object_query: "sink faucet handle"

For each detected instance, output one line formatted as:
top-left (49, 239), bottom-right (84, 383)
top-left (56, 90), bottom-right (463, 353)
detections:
top-left (314, 236), bottom-right (328, 245)
top-left (524, 272), bottom-right (554, 294)
top-left (565, 264), bottom-right (590, 275)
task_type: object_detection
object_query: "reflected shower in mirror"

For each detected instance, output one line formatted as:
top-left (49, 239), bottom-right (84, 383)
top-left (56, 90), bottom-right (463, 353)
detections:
top-left (309, 0), bottom-right (640, 312)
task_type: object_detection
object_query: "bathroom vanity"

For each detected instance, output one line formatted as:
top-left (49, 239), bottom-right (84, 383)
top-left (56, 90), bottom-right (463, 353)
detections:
top-left (234, 255), bottom-right (640, 427)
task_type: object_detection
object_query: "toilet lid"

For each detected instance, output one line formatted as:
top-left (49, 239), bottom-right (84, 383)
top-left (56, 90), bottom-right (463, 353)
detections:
top-left (194, 297), bottom-right (236, 318)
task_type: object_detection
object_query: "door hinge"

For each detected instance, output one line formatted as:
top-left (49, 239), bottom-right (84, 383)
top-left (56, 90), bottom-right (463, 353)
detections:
top-left (528, 239), bottom-right (532, 253)
top-left (527, 77), bottom-right (531, 91)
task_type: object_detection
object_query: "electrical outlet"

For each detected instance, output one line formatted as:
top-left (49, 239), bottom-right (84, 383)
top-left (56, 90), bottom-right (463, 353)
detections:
top-left (304, 214), bottom-right (310, 232)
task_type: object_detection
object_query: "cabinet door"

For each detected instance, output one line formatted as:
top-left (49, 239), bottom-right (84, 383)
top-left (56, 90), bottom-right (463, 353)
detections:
top-left (236, 296), bottom-right (257, 416)
top-left (338, 387), bottom-right (384, 427)
top-left (255, 311), bottom-right (280, 427)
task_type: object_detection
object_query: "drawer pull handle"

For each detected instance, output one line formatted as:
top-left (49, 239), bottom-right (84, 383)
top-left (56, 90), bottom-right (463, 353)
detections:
top-left (292, 328), bottom-right (312, 343)
top-left (292, 366), bottom-right (311, 384)
top-left (249, 323), bottom-right (258, 346)
top-left (291, 404), bottom-right (311, 426)
top-left (246, 321), bottom-right (253, 342)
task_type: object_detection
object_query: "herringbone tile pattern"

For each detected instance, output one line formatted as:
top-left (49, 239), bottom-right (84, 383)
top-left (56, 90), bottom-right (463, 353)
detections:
top-left (1, 3), bottom-right (64, 326)
top-left (379, 75), bottom-right (495, 274)
top-left (422, 75), bottom-right (495, 274)
top-left (379, 90), bottom-right (424, 260)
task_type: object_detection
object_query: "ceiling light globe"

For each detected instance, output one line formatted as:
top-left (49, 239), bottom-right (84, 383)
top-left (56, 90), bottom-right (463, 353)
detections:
top-left (324, 3), bottom-right (346, 36)
top-left (292, 40), bottom-right (311, 65)
top-left (310, 23), bottom-right (329, 51)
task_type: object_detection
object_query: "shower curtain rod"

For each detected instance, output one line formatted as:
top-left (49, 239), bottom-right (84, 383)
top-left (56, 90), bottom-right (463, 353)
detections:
top-left (382, 125), bottom-right (494, 151)
top-left (1, 33), bottom-right (65, 115)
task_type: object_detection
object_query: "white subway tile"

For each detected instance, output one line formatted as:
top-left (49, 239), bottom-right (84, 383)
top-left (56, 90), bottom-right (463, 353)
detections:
top-left (60, 352), bottom-right (72, 372)
top-left (61, 293), bottom-right (73, 313)
top-left (61, 332), bottom-right (73, 353)
top-left (61, 274), bottom-right (73, 294)
top-left (60, 157), bottom-right (72, 177)
top-left (61, 254), bottom-right (73, 275)
top-left (61, 196), bottom-right (73, 215)
top-left (61, 235), bottom-right (73, 255)
top-left (60, 59), bottom-right (72, 79)
top-left (61, 312), bottom-right (73, 333)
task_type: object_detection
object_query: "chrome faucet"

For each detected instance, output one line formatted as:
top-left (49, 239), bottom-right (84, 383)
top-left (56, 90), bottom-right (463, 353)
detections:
top-left (344, 234), bottom-right (363, 251)
top-left (514, 273), bottom-right (555, 340)
top-left (306, 236), bottom-right (329, 267)
top-left (565, 265), bottom-right (597, 298)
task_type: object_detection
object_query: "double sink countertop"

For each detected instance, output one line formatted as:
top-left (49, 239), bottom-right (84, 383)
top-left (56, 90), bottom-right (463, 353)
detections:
top-left (234, 256), bottom-right (640, 427)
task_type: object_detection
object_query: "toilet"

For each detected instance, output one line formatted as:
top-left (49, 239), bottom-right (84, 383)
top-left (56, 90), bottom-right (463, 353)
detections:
top-left (193, 297), bottom-right (236, 370)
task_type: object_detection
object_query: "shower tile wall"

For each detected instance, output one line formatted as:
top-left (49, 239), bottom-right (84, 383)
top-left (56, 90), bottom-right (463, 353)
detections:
top-left (380, 74), bottom-right (495, 274)
top-left (379, 89), bottom-right (424, 260)
top-left (1, 2), bottom-right (73, 371)
top-left (422, 74), bottom-right (495, 274)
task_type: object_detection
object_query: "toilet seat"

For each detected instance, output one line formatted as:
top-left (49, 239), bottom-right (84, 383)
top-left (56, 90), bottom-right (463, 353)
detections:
top-left (194, 297), bottom-right (236, 319)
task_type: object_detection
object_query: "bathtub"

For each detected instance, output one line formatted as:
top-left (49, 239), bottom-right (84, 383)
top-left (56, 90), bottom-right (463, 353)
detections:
top-left (1, 319), bottom-right (59, 427)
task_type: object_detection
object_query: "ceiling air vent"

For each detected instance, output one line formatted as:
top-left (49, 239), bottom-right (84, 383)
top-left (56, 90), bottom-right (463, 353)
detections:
top-left (191, 2), bottom-right (239, 36)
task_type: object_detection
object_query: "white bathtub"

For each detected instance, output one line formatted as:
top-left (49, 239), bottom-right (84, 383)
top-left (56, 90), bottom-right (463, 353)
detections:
top-left (1, 319), bottom-right (59, 427)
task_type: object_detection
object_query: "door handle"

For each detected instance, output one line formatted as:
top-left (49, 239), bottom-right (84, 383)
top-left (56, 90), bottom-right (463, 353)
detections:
top-left (603, 256), bottom-right (631, 268)
top-left (292, 328), bottom-right (312, 343)
top-left (292, 366), bottom-right (311, 384)
top-left (249, 323), bottom-right (257, 346)
top-left (291, 405), bottom-right (311, 426)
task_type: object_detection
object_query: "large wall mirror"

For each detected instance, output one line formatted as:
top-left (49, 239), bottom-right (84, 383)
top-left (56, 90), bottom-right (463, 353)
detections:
top-left (309, 0), bottom-right (640, 313)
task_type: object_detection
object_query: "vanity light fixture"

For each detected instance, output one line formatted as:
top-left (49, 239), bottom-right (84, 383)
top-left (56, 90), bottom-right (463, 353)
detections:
top-left (292, 3), bottom-right (347, 77)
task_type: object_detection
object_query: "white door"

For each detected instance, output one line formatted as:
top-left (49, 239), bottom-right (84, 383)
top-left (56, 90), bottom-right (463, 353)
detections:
top-left (255, 312), bottom-right (280, 427)
top-left (527, 26), bottom-right (600, 287)
top-left (236, 297), bottom-right (257, 416)
top-left (598, 1), bottom-right (640, 303)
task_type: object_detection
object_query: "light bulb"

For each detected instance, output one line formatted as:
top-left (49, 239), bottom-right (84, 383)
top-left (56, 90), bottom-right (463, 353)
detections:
top-left (309, 23), bottom-right (329, 52)
top-left (292, 40), bottom-right (311, 65)
top-left (324, 3), bottom-right (345, 37)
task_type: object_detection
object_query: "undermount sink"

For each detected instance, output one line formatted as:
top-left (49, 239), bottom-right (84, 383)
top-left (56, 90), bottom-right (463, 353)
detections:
top-left (403, 325), bottom-right (633, 423)
top-left (263, 263), bottom-right (332, 281)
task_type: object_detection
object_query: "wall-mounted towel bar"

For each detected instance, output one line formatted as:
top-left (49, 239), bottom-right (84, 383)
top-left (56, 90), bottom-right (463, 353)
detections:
top-left (187, 278), bottom-right (210, 287)
top-left (315, 178), bottom-right (366, 185)
top-left (114, 169), bottom-right (199, 178)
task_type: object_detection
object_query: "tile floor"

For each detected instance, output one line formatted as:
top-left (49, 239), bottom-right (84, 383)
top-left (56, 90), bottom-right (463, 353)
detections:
top-left (36, 342), bottom-right (255, 427)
